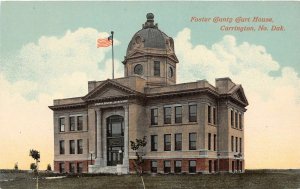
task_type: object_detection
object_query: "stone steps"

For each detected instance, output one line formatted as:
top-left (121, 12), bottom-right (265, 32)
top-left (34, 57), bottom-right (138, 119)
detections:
top-left (97, 166), bottom-right (118, 174)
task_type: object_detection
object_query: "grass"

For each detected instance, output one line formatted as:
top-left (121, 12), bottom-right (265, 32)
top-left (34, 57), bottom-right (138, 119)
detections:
top-left (0, 170), bottom-right (300, 189)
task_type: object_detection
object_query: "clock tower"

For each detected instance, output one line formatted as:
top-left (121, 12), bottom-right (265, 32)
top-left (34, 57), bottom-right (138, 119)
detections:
top-left (123, 13), bottom-right (179, 87)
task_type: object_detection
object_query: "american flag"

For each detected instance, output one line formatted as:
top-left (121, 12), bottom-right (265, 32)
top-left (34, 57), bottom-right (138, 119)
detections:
top-left (97, 36), bottom-right (112, 48)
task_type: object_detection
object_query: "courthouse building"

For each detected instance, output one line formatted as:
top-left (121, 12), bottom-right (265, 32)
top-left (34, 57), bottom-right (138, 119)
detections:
top-left (49, 13), bottom-right (248, 174)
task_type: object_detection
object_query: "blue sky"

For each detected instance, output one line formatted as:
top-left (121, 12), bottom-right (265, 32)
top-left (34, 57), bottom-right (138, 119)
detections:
top-left (0, 1), bottom-right (300, 169)
top-left (1, 1), bottom-right (300, 78)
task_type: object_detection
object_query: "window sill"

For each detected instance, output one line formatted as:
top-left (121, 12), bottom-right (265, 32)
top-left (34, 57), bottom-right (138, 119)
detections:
top-left (231, 127), bottom-right (243, 131)
top-left (58, 153), bottom-right (85, 155)
top-left (208, 123), bottom-right (217, 127)
top-left (150, 122), bottom-right (198, 127)
top-left (58, 130), bottom-right (88, 134)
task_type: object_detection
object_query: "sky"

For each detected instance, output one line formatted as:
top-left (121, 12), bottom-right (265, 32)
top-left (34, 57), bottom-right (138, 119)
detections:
top-left (0, 1), bottom-right (299, 170)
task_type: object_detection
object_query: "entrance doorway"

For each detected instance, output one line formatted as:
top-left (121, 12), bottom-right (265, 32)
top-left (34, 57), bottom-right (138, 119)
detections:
top-left (107, 115), bottom-right (124, 166)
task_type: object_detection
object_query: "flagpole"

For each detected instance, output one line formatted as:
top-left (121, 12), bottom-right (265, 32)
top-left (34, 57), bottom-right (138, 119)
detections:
top-left (111, 31), bottom-right (114, 79)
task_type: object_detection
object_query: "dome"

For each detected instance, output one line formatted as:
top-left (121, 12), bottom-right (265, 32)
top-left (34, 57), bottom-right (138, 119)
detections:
top-left (126, 13), bottom-right (174, 55)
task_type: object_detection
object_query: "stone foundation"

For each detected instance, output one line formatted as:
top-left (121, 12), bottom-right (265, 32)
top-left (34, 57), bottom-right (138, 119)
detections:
top-left (129, 158), bottom-right (244, 174)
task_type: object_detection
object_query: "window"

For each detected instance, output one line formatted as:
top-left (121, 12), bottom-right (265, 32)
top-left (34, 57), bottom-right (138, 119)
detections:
top-left (231, 136), bottom-right (234, 152)
top-left (107, 115), bottom-right (124, 137)
top-left (77, 162), bottom-right (83, 173)
top-left (174, 161), bottom-right (182, 173)
top-left (164, 161), bottom-right (171, 173)
top-left (189, 160), bottom-right (196, 173)
top-left (59, 140), bottom-right (65, 154)
top-left (69, 162), bottom-right (75, 173)
top-left (77, 116), bottom-right (83, 131)
top-left (69, 117), bottom-right (75, 131)
top-left (151, 135), bottom-right (158, 151)
top-left (154, 61), bottom-right (160, 76)
top-left (189, 104), bottom-right (197, 122)
top-left (235, 137), bottom-right (238, 152)
top-left (232, 161), bottom-right (235, 172)
top-left (213, 107), bottom-right (216, 125)
top-left (77, 139), bottom-right (83, 154)
top-left (164, 134), bottom-right (171, 151)
top-left (214, 134), bottom-right (217, 151)
top-left (164, 107), bottom-right (171, 124)
top-left (235, 112), bottom-right (238, 128)
top-left (70, 140), bottom-right (75, 154)
top-left (151, 108), bottom-right (158, 125)
top-left (189, 133), bottom-right (197, 150)
top-left (134, 64), bottom-right (143, 75)
top-left (239, 114), bottom-right (243, 129)
top-left (59, 163), bottom-right (65, 173)
top-left (240, 138), bottom-right (242, 153)
top-left (59, 117), bottom-right (65, 132)
top-left (231, 110), bottom-right (234, 127)
top-left (208, 105), bottom-right (211, 124)
top-left (151, 160), bottom-right (157, 173)
top-left (175, 133), bottom-right (182, 151)
top-left (209, 160), bottom-right (212, 173)
top-left (240, 161), bottom-right (243, 172)
top-left (168, 67), bottom-right (174, 78)
top-left (214, 160), bottom-right (218, 172)
top-left (208, 133), bottom-right (211, 150)
top-left (175, 106), bottom-right (182, 123)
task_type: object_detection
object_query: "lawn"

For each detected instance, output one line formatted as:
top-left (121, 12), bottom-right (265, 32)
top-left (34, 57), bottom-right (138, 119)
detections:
top-left (1, 170), bottom-right (300, 189)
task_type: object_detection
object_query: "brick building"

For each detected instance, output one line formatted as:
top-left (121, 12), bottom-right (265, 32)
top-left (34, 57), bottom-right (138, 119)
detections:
top-left (49, 13), bottom-right (248, 174)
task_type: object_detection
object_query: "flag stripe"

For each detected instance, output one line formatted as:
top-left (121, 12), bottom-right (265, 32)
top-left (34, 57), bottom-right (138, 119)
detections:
top-left (97, 38), bottom-right (112, 48)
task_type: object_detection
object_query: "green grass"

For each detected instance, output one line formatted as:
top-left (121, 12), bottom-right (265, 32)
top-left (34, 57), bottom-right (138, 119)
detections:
top-left (1, 170), bottom-right (300, 189)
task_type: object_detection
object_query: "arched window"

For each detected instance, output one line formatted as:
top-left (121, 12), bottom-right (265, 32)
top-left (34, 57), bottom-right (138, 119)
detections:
top-left (107, 115), bottom-right (124, 137)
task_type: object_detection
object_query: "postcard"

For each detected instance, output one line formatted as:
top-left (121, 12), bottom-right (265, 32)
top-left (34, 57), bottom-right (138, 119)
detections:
top-left (0, 1), bottom-right (299, 188)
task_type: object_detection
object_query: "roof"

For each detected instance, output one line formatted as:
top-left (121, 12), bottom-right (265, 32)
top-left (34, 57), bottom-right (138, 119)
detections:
top-left (126, 13), bottom-right (172, 55)
top-left (49, 77), bottom-right (248, 110)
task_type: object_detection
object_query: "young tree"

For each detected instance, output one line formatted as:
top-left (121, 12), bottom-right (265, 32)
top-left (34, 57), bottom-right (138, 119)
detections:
top-left (30, 163), bottom-right (37, 172)
top-left (29, 149), bottom-right (40, 189)
top-left (46, 164), bottom-right (52, 171)
top-left (130, 136), bottom-right (147, 189)
top-left (14, 162), bottom-right (18, 171)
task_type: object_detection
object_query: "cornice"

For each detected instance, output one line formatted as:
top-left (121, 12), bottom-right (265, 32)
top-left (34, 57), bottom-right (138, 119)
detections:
top-left (146, 88), bottom-right (219, 99)
top-left (123, 51), bottom-right (179, 64)
top-left (48, 102), bottom-right (87, 111)
top-left (82, 79), bottom-right (143, 101)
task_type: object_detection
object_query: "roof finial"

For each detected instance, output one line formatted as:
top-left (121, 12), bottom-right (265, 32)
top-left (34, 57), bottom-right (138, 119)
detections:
top-left (143, 13), bottom-right (157, 29)
top-left (146, 13), bottom-right (154, 22)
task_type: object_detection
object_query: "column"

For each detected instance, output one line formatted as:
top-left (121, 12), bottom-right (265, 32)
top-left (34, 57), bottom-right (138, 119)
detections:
top-left (95, 108), bottom-right (102, 165)
top-left (103, 113), bottom-right (107, 166)
top-left (123, 105), bottom-right (129, 169)
top-left (65, 114), bottom-right (70, 132)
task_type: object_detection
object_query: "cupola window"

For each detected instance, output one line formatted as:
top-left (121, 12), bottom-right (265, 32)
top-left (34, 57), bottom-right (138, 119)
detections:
top-left (154, 61), bottom-right (160, 76)
top-left (134, 64), bottom-right (143, 75)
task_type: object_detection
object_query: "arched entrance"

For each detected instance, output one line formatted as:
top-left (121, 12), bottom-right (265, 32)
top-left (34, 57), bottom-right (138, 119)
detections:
top-left (106, 115), bottom-right (124, 166)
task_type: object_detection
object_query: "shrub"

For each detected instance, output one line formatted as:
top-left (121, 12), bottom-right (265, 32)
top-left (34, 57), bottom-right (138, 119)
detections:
top-left (47, 164), bottom-right (52, 171)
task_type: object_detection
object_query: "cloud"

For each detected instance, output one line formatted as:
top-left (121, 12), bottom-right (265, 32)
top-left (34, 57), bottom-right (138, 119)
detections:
top-left (1, 28), bottom-right (122, 99)
top-left (0, 28), bottom-right (122, 169)
top-left (175, 28), bottom-right (300, 169)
